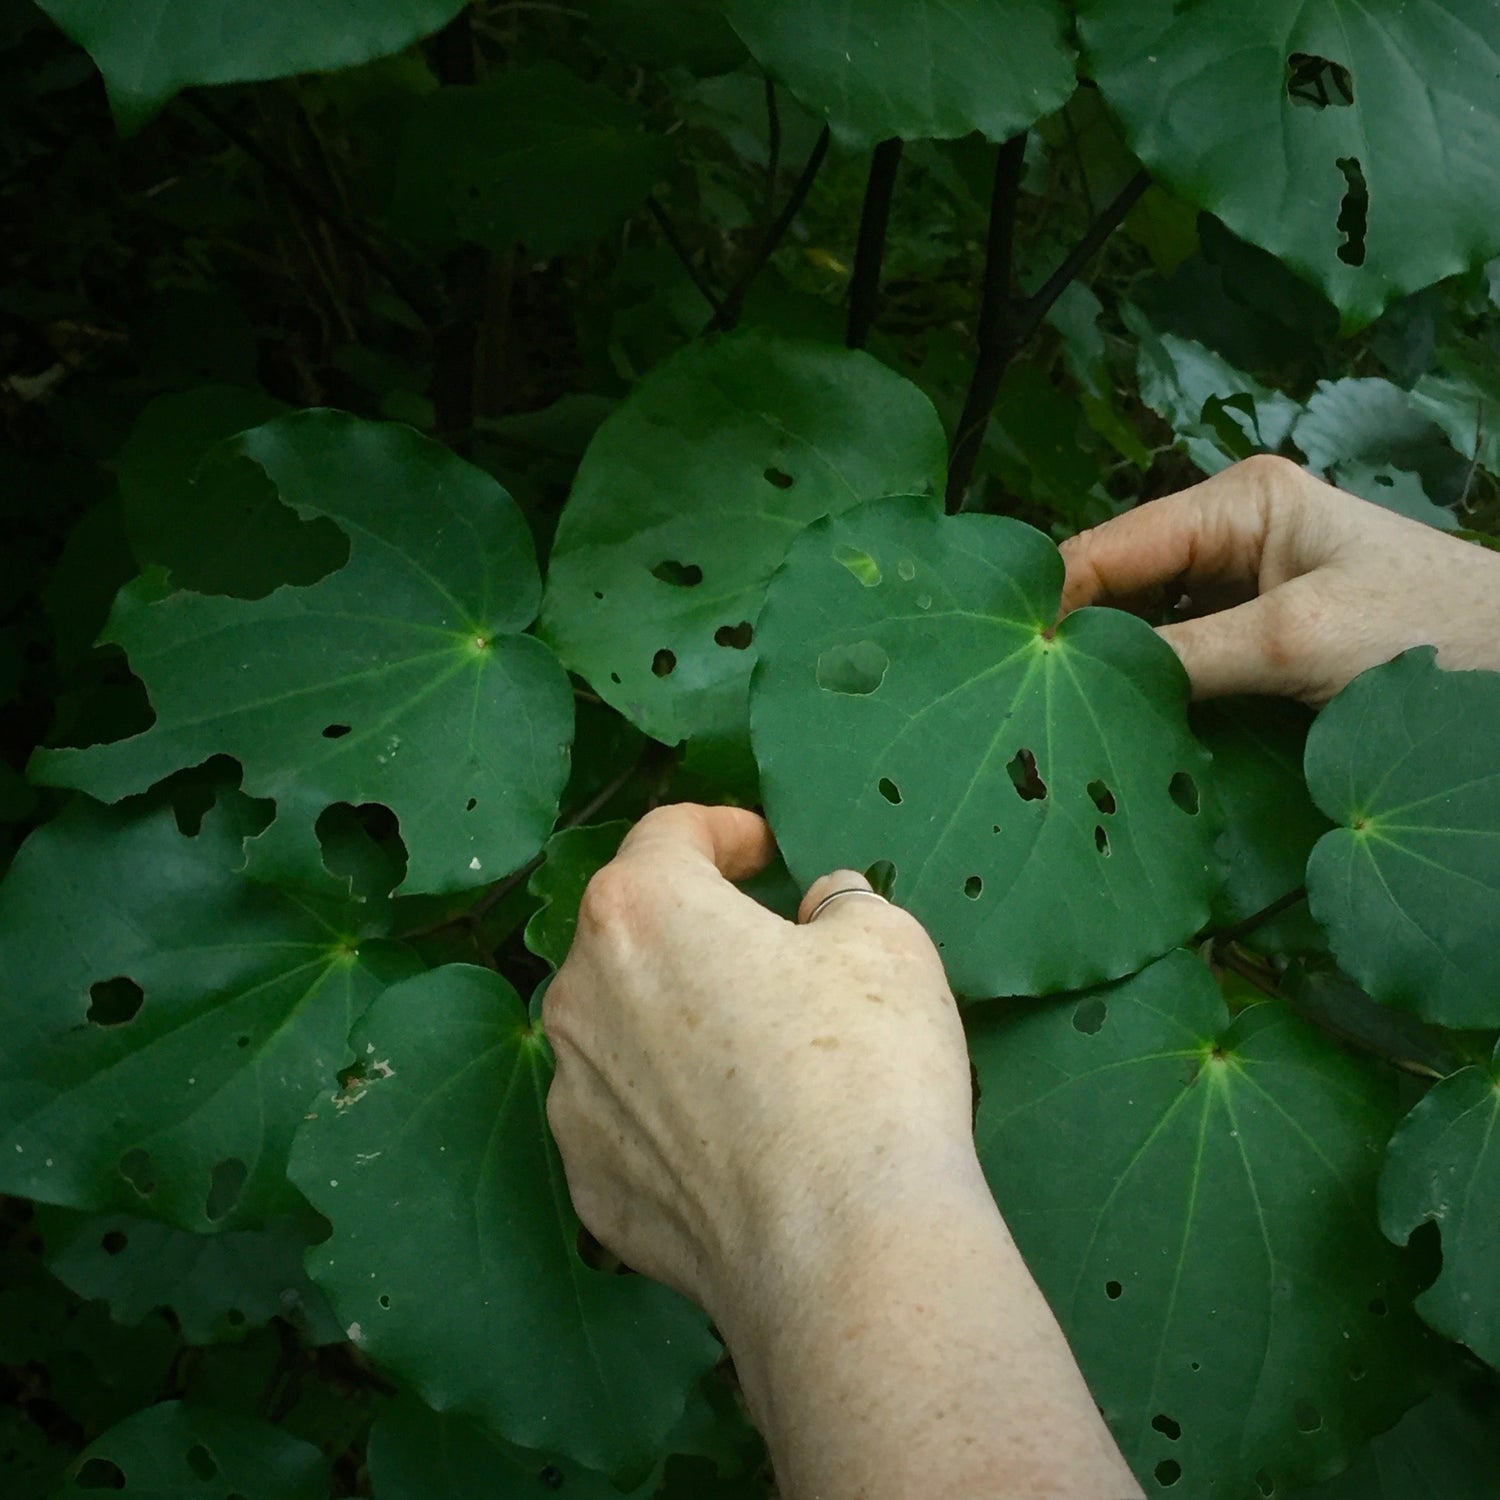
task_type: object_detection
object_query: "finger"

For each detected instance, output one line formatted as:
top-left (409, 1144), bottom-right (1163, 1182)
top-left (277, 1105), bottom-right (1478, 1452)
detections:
top-left (797, 867), bottom-right (879, 925)
top-left (616, 802), bottom-right (777, 884)
top-left (1156, 589), bottom-right (1313, 701)
top-left (797, 868), bottom-right (941, 957)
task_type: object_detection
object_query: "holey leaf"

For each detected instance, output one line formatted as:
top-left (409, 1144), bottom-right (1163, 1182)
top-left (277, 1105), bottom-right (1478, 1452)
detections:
top-left (1304, 649), bottom-right (1500, 1028)
top-left (0, 794), bottom-right (418, 1230)
top-left (724, 0), bottom-right (1075, 147)
top-left (1081, 0), bottom-right (1500, 326)
top-left (32, 412), bottom-right (574, 897)
top-left (970, 951), bottom-right (1431, 1498)
top-left (539, 331), bottom-right (947, 745)
top-left (750, 496), bottom-right (1217, 998)
top-left (288, 965), bottom-right (719, 1482)
top-left (1379, 1043), bottom-right (1500, 1369)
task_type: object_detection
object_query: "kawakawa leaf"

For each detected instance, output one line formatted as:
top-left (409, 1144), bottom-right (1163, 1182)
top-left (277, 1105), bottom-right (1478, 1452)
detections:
top-left (751, 495), bottom-right (1217, 997)
top-left (524, 821), bottom-right (631, 970)
top-left (0, 793), bottom-right (418, 1230)
top-left (32, 412), bottom-right (574, 897)
top-left (540, 330), bottom-right (947, 745)
top-left (288, 965), bottom-right (719, 1483)
top-left (1379, 1042), bottom-right (1500, 1370)
top-left (970, 950), bottom-right (1431, 1498)
top-left (1304, 649), bottom-right (1500, 1028)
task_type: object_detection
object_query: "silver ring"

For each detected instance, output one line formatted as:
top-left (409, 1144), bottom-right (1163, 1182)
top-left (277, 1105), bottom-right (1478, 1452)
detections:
top-left (804, 887), bottom-right (888, 924)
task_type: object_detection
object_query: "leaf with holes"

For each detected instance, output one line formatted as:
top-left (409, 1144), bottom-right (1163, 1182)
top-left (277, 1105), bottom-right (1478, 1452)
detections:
top-left (524, 821), bottom-right (631, 970)
top-left (34, 0), bottom-right (467, 132)
top-left (540, 331), bottom-right (947, 744)
top-left (970, 950), bottom-right (1431, 1498)
top-left (51, 1401), bottom-right (327, 1498)
top-left (1304, 649), bottom-right (1500, 1027)
top-left (1083, 0), bottom-right (1500, 325)
top-left (750, 495), bottom-right (1217, 997)
top-left (1330, 463), bottom-right (1459, 532)
top-left (287, 964), bottom-right (720, 1482)
top-left (1378, 1043), bottom-right (1500, 1369)
top-left (724, 0), bottom-right (1075, 147)
top-left (32, 411), bottom-right (574, 896)
top-left (0, 793), bottom-right (418, 1230)
top-left (392, 65), bottom-right (673, 258)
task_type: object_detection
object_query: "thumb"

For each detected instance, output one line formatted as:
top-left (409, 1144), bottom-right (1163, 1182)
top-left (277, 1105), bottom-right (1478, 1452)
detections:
top-left (797, 870), bottom-right (947, 977)
top-left (1156, 587), bottom-right (1314, 701)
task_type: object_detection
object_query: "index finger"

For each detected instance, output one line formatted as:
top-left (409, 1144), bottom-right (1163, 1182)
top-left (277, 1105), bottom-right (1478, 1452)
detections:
top-left (615, 802), bottom-right (778, 884)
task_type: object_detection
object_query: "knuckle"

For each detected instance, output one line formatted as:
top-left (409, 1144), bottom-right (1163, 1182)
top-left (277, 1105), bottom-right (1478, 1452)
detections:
top-left (576, 862), bottom-right (637, 933)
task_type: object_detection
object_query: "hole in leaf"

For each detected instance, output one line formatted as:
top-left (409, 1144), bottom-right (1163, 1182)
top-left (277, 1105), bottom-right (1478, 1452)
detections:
top-left (1006, 748), bottom-right (1047, 801)
top-left (609, 672), bottom-right (621, 684)
top-left (963, 875), bottom-right (982, 899)
top-left (992, 824), bottom-right (1002, 834)
top-left (1373, 472), bottom-right (1394, 488)
top-left (1286, 52), bottom-right (1354, 108)
top-left (1295, 1400), bottom-right (1322, 1433)
top-left (322, 723), bottom-right (351, 739)
top-left (1169, 772), bottom-right (1200, 815)
top-left (1072, 998), bottom-right (1106, 1035)
top-left (76, 1458), bottom-right (126, 1489)
top-left (1155, 1459), bottom-right (1182, 1488)
top-left (540, 1468), bottom-right (566, 1491)
top-left (185, 1444), bottom-right (217, 1481)
top-left (88, 977), bottom-right (143, 1027)
top-left (1368, 1297), bottom-right (1387, 1317)
top-left (378, 1294), bottom-right (391, 1309)
top-left (1105, 1280), bottom-right (1122, 1300)
top-left (236, 1035), bottom-right (250, 1048)
top-left (101, 1230), bottom-right (128, 1256)
top-left (1152, 1414), bottom-right (1182, 1442)
top-left (816, 640), bottom-right (888, 696)
top-left (119, 1148), bottom-right (156, 1198)
top-left (714, 621), bottom-right (754, 650)
top-left (1190, 1361), bottom-right (1201, 1372)
top-left (1094, 825), bottom-right (1111, 857)
top-left (1086, 779), bottom-right (1116, 815)
top-left (206, 1158), bottom-right (247, 1222)
top-left (466, 798), bottom-right (477, 811)
top-left (651, 560), bottom-right (703, 588)
top-left (764, 466), bottom-right (794, 489)
top-left (865, 859), bottom-right (896, 897)
top-left (1335, 156), bottom-right (1368, 266)
top-left (878, 777), bottom-right (902, 805)
top-left (833, 543), bottom-right (882, 586)
top-left (651, 649), bottom-right (676, 678)
top-left (1255, 1471), bottom-right (1275, 1498)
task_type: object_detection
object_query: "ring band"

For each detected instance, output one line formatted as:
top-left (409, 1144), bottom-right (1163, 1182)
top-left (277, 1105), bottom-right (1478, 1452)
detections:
top-left (804, 887), bottom-right (888, 924)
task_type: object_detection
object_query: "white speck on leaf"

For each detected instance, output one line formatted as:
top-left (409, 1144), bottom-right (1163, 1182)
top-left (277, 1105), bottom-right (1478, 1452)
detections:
top-left (469, 856), bottom-right (482, 870)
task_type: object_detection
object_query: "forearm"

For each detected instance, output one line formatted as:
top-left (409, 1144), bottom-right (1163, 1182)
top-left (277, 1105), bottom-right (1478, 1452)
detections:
top-left (714, 1149), bottom-right (1143, 1500)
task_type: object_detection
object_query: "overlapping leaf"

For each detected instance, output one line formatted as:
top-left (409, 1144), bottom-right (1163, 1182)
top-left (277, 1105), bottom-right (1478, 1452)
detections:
top-left (971, 951), bottom-right (1430, 1497)
top-left (1083, 0), bottom-right (1500, 324)
top-left (1379, 1044), bottom-right (1500, 1369)
top-left (524, 821), bottom-right (630, 970)
top-left (0, 794), bottom-right (417, 1229)
top-left (751, 496), bottom-right (1217, 996)
top-left (288, 965), bottom-right (720, 1482)
top-left (1304, 649), bottom-right (1500, 1027)
top-left (541, 332), bottom-right (947, 744)
top-left (33, 412), bottom-right (574, 896)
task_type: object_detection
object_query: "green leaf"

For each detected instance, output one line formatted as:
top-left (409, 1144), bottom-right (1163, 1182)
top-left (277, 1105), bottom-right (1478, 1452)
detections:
top-left (524, 821), bottom-right (631, 970)
top-left (41, 1209), bottom-right (341, 1345)
top-left (392, 66), bottom-right (673, 258)
top-left (1330, 463), bottom-right (1459, 531)
top-left (287, 965), bottom-right (720, 1481)
top-left (724, 0), bottom-right (1075, 147)
top-left (50, 1402), bottom-right (327, 1498)
top-left (970, 950), bottom-right (1431, 1497)
top-left (1304, 649), bottom-right (1500, 1028)
top-left (540, 331), bottom-right (947, 744)
top-left (35, 0), bottom-right (467, 132)
top-left (1379, 1045), bottom-right (1500, 1368)
top-left (0, 794), bottom-right (418, 1229)
top-left (751, 495), bottom-right (1217, 997)
top-left (586, 0), bottom-right (746, 74)
top-left (33, 411), bottom-right (574, 896)
top-left (1292, 377), bottom-right (1447, 474)
top-left (1409, 341), bottom-right (1500, 476)
top-left (1083, 0), bottom-right (1500, 325)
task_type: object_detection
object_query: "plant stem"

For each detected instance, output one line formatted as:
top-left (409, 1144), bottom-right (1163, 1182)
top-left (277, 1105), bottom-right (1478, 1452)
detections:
top-left (646, 196), bottom-right (724, 317)
top-left (1203, 885), bottom-right (1307, 947)
top-left (710, 124), bottom-right (831, 333)
top-left (762, 73), bottom-right (782, 220)
top-left (846, 138), bottom-right (903, 349)
top-left (945, 134), bottom-right (1027, 512)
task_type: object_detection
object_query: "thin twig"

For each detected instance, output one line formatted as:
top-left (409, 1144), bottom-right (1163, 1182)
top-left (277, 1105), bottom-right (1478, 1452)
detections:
top-left (646, 196), bottom-right (724, 316)
top-left (846, 138), bottom-right (903, 349)
top-left (1217, 947), bottom-right (1281, 999)
top-left (1202, 885), bottom-right (1307, 947)
top-left (762, 73), bottom-right (782, 220)
top-left (710, 125), bottom-right (832, 333)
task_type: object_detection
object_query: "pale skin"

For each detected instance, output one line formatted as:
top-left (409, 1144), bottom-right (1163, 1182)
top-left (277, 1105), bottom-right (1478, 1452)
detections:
top-left (542, 456), bottom-right (1500, 1500)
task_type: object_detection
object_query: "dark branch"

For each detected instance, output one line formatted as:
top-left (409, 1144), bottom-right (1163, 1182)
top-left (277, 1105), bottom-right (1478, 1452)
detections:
top-left (646, 196), bottom-right (724, 317)
top-left (846, 138), bottom-right (903, 350)
top-left (945, 133), bottom-right (1027, 512)
top-left (762, 72), bottom-right (782, 220)
top-left (710, 124), bottom-right (831, 333)
top-left (1203, 885), bottom-right (1308, 947)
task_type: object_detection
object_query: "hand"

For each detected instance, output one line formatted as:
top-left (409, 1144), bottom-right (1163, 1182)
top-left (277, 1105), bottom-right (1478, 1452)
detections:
top-left (1059, 454), bottom-right (1500, 705)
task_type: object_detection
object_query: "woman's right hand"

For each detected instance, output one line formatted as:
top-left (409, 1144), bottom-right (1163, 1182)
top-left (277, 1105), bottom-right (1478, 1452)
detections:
top-left (1059, 454), bottom-right (1500, 706)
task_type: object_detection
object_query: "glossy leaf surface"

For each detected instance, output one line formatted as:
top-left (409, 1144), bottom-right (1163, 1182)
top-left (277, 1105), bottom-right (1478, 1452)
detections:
top-left (524, 821), bottom-right (630, 970)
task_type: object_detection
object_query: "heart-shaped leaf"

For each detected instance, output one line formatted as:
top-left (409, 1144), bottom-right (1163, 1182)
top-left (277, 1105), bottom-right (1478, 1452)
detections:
top-left (751, 495), bottom-right (1217, 997)
top-left (970, 950), bottom-right (1431, 1497)
top-left (33, 412), bottom-right (574, 896)
top-left (1304, 649), bottom-right (1500, 1027)
top-left (288, 964), bottom-right (719, 1482)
